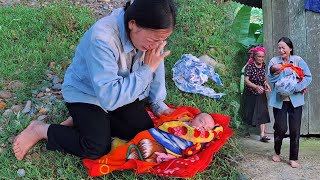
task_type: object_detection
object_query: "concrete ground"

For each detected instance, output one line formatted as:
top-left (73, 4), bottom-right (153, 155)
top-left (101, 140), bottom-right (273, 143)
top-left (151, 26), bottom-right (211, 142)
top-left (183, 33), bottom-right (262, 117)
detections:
top-left (236, 131), bottom-right (320, 180)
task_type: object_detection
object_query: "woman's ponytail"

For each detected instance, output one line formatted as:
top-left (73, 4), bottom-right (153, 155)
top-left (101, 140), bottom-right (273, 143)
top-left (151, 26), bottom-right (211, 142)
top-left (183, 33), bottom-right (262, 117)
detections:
top-left (124, 0), bottom-right (131, 11)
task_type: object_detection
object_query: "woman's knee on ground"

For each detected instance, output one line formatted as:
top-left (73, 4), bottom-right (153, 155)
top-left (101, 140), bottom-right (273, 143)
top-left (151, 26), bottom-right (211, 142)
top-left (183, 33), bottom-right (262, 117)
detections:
top-left (80, 138), bottom-right (111, 159)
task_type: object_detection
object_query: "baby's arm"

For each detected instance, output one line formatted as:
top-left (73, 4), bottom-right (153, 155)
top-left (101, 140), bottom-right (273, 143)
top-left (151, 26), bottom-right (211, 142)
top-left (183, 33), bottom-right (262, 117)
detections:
top-left (154, 152), bottom-right (176, 162)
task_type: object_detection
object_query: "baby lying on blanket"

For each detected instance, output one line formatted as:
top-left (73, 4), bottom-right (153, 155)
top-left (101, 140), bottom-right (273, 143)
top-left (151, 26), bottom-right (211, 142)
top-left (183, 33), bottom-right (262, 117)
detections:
top-left (129, 111), bottom-right (223, 162)
top-left (82, 108), bottom-right (224, 176)
top-left (111, 112), bottom-right (215, 160)
top-left (139, 112), bottom-right (217, 162)
top-left (82, 106), bottom-right (230, 176)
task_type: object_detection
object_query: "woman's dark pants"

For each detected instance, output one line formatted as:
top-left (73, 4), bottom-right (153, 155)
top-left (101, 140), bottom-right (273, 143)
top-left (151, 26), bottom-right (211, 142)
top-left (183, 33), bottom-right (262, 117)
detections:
top-left (273, 101), bottom-right (302, 160)
top-left (46, 100), bottom-right (153, 159)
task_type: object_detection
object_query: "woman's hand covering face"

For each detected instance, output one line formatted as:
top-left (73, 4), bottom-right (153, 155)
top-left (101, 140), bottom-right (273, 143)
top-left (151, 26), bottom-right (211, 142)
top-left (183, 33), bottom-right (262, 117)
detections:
top-left (144, 41), bottom-right (171, 72)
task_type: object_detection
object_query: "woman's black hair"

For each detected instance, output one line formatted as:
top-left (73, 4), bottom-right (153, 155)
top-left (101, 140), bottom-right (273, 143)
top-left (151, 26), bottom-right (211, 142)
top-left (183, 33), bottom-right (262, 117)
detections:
top-left (278, 37), bottom-right (294, 55)
top-left (124, 0), bottom-right (177, 31)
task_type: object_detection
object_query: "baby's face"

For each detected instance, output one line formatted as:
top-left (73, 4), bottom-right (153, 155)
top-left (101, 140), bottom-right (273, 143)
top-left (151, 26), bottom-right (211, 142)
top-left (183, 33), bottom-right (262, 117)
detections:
top-left (273, 64), bottom-right (282, 69)
top-left (189, 113), bottom-right (215, 130)
top-left (271, 64), bottom-right (282, 74)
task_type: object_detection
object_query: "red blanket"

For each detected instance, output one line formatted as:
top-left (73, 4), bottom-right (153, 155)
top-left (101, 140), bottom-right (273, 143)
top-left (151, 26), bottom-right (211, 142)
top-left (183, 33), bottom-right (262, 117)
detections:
top-left (82, 106), bottom-right (233, 178)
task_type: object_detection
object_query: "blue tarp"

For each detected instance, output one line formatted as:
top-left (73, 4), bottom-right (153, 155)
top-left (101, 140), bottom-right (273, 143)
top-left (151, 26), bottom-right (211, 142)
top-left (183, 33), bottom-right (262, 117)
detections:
top-left (305, 0), bottom-right (320, 13)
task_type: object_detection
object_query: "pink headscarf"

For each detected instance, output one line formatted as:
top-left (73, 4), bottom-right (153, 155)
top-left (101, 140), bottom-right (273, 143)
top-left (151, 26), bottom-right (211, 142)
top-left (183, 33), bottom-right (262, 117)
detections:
top-left (246, 46), bottom-right (266, 65)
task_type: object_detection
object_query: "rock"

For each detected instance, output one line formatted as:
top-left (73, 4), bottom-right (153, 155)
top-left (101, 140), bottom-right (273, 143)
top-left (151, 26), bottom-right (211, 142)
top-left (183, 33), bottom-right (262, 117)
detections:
top-left (11, 105), bottom-right (22, 112)
top-left (49, 96), bottom-right (56, 100)
top-left (45, 92), bottom-right (52, 97)
top-left (31, 90), bottom-right (39, 96)
top-left (47, 73), bottom-right (53, 80)
top-left (38, 108), bottom-right (47, 114)
top-left (17, 169), bottom-right (25, 177)
top-left (25, 154), bottom-right (32, 160)
top-left (55, 94), bottom-right (63, 99)
top-left (37, 115), bottom-right (48, 121)
top-left (198, 54), bottom-right (226, 73)
top-left (48, 62), bottom-right (56, 69)
top-left (0, 91), bottom-right (12, 99)
top-left (36, 92), bottom-right (45, 98)
top-left (7, 136), bottom-right (15, 144)
top-left (41, 146), bottom-right (47, 152)
top-left (7, 80), bottom-right (23, 90)
top-left (198, 55), bottom-right (219, 67)
top-left (0, 100), bottom-right (6, 110)
top-left (209, 47), bottom-right (217, 55)
top-left (52, 76), bottom-right (60, 85)
top-left (22, 100), bottom-right (32, 113)
top-left (0, 147), bottom-right (3, 154)
top-left (29, 106), bottom-right (36, 115)
top-left (215, 63), bottom-right (226, 72)
top-left (3, 109), bottom-right (13, 116)
top-left (87, 0), bottom-right (96, 3)
top-left (98, 0), bottom-right (110, 2)
top-left (30, 153), bottom-right (40, 160)
top-left (52, 83), bottom-right (62, 90)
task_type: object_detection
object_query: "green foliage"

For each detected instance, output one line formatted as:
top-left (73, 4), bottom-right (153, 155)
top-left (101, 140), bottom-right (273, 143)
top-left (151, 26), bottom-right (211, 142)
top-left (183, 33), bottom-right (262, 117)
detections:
top-left (232, 5), bottom-right (263, 48)
top-left (0, 0), bottom-right (244, 179)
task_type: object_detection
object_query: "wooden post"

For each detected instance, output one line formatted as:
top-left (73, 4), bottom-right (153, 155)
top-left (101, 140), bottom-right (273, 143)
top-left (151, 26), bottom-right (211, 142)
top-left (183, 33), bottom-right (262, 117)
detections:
top-left (306, 11), bottom-right (320, 134)
top-left (263, 0), bottom-right (274, 134)
top-left (289, 0), bottom-right (308, 135)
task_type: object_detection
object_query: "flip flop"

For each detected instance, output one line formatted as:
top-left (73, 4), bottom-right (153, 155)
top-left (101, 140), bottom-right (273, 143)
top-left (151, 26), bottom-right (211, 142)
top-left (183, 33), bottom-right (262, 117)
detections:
top-left (260, 136), bottom-right (270, 142)
top-left (244, 132), bottom-right (250, 138)
top-left (262, 136), bottom-right (271, 140)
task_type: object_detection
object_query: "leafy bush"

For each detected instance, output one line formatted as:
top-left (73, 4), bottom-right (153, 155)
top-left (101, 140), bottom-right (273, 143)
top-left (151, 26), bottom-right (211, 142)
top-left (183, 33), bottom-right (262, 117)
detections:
top-left (232, 5), bottom-right (263, 48)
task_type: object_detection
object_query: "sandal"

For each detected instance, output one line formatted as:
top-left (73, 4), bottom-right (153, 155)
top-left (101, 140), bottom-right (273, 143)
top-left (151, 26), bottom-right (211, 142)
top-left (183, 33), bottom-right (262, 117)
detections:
top-left (263, 136), bottom-right (271, 140)
top-left (244, 132), bottom-right (250, 138)
top-left (260, 136), bottom-right (270, 142)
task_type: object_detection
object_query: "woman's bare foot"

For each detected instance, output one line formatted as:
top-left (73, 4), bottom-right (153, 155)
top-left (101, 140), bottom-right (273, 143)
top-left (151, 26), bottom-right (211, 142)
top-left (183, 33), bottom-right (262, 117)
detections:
top-left (289, 160), bottom-right (300, 168)
top-left (272, 154), bottom-right (281, 162)
top-left (13, 121), bottom-right (49, 160)
top-left (60, 116), bottom-right (73, 127)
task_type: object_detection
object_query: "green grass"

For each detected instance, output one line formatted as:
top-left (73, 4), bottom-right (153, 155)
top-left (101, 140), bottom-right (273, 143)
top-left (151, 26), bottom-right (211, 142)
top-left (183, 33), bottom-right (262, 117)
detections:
top-left (0, 3), bottom-right (95, 103)
top-left (166, 0), bottom-right (244, 127)
top-left (0, 1), bottom-right (245, 179)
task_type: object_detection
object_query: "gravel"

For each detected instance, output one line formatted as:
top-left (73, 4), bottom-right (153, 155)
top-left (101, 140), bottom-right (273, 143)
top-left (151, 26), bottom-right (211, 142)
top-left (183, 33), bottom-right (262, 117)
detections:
top-left (0, 0), bottom-right (127, 18)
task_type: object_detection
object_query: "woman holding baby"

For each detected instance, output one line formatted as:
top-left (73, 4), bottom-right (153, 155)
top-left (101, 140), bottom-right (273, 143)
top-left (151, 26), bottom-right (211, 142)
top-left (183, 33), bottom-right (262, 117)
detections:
top-left (267, 37), bottom-right (312, 168)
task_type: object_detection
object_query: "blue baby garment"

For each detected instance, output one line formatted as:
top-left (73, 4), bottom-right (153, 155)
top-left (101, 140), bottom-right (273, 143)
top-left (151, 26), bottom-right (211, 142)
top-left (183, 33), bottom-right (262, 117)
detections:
top-left (172, 54), bottom-right (225, 99)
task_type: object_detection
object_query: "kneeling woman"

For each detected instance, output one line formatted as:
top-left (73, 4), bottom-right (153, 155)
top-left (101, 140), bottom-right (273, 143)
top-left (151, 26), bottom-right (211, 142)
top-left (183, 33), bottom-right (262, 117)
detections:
top-left (13, 0), bottom-right (177, 160)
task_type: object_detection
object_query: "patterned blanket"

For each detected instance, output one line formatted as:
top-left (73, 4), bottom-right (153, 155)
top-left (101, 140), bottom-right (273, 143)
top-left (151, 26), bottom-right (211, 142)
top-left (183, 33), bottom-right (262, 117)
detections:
top-left (82, 106), bottom-right (233, 178)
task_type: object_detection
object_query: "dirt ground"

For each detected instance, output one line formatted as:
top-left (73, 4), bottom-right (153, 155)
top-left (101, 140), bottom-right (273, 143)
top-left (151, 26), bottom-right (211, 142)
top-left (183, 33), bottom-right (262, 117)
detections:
top-left (236, 132), bottom-right (320, 180)
top-left (0, 0), bottom-right (126, 19)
